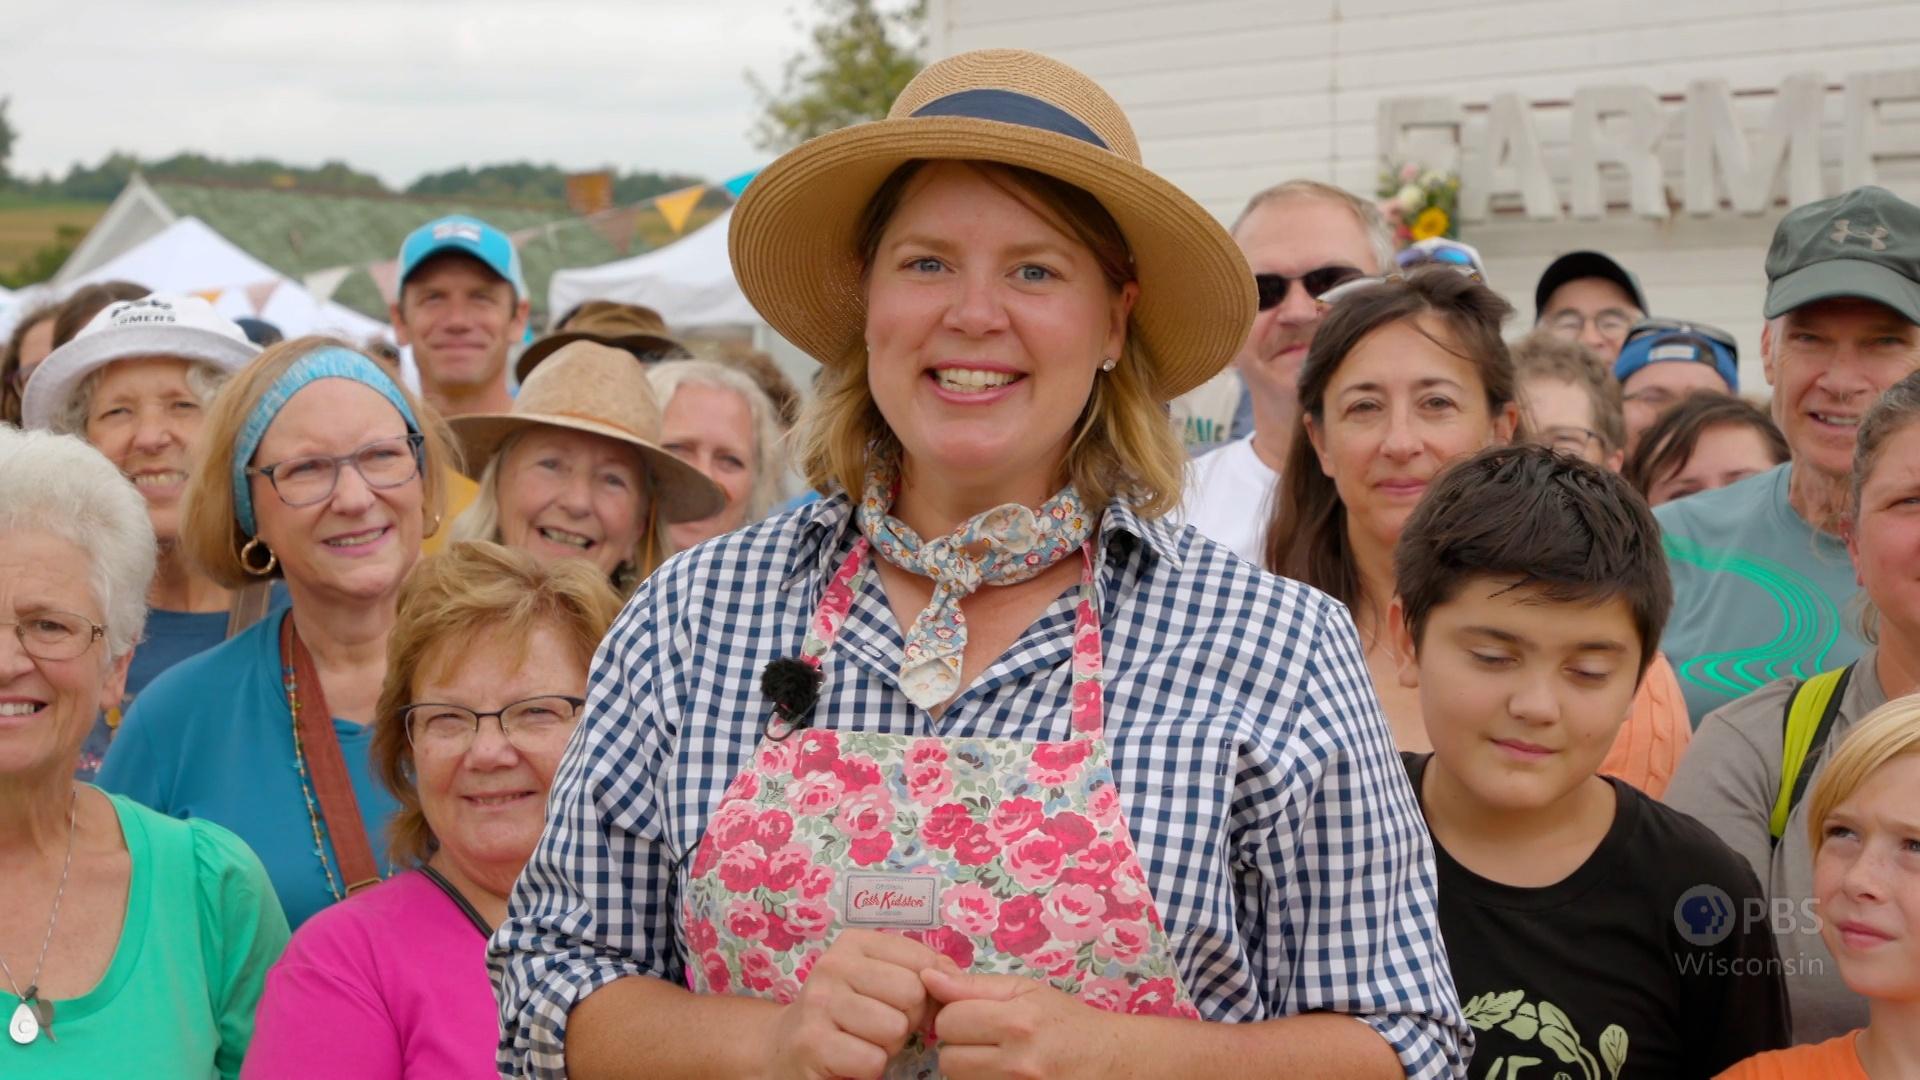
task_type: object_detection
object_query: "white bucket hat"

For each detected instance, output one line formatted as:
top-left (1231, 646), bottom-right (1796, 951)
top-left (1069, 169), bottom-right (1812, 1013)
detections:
top-left (21, 294), bottom-right (259, 431)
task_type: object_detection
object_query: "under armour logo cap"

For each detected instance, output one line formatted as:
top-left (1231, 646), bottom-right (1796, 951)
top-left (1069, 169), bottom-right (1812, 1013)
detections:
top-left (1765, 185), bottom-right (1920, 324)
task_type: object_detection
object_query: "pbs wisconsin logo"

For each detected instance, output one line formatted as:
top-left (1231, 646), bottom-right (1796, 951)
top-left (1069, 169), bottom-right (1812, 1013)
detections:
top-left (1674, 884), bottom-right (1736, 947)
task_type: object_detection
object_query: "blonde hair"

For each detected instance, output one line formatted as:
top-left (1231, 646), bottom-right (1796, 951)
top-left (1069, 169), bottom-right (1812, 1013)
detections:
top-left (1806, 694), bottom-right (1920, 853)
top-left (446, 428), bottom-right (672, 595)
top-left (648, 358), bottom-right (789, 521)
top-left (179, 336), bottom-right (457, 590)
top-left (798, 159), bottom-right (1186, 518)
top-left (371, 541), bottom-right (621, 868)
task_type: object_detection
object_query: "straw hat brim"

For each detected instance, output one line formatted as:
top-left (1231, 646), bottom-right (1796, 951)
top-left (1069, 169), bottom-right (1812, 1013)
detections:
top-left (514, 330), bottom-right (692, 383)
top-left (450, 413), bottom-right (727, 524)
top-left (729, 116), bottom-right (1255, 402)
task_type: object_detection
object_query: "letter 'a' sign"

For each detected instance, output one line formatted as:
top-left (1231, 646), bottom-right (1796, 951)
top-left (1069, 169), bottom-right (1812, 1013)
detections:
top-left (838, 873), bottom-right (940, 929)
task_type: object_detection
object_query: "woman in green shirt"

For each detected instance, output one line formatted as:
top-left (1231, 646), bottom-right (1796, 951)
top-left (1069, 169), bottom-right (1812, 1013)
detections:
top-left (0, 426), bottom-right (289, 1078)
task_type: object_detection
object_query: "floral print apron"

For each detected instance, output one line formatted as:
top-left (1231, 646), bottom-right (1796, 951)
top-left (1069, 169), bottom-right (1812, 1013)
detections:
top-left (679, 538), bottom-right (1197, 1078)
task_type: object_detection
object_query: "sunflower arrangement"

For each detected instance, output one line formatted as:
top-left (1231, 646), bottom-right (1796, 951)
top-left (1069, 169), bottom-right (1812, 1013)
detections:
top-left (1378, 162), bottom-right (1462, 248)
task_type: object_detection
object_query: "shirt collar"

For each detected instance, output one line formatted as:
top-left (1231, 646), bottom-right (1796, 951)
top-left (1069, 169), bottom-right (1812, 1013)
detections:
top-left (782, 490), bottom-right (1185, 590)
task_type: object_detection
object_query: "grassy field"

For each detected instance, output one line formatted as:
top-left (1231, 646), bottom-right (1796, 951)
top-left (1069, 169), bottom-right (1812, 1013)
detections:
top-left (0, 196), bottom-right (106, 280)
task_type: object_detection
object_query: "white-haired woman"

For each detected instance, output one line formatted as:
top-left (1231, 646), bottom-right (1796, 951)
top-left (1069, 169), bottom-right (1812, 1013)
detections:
top-left (0, 427), bottom-right (288, 1078)
top-left (21, 295), bottom-right (267, 777)
top-left (650, 357), bottom-right (790, 550)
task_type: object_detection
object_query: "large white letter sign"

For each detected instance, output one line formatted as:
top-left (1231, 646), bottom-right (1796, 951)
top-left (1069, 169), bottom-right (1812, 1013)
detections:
top-left (1570, 86), bottom-right (1668, 220)
top-left (1683, 75), bottom-right (1824, 215)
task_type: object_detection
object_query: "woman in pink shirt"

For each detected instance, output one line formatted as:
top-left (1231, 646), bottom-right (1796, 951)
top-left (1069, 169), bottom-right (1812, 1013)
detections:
top-left (244, 542), bottom-right (620, 1078)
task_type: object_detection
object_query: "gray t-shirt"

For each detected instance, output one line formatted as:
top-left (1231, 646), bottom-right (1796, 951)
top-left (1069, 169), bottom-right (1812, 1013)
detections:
top-left (1664, 651), bottom-right (1886, 1043)
top-left (1656, 463), bottom-right (1866, 725)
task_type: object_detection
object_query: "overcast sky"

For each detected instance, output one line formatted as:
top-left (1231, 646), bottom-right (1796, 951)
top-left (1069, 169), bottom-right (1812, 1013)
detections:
top-left (1, 1), bottom-right (820, 188)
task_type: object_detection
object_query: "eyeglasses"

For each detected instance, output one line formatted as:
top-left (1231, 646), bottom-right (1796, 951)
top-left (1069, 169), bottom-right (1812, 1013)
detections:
top-left (1545, 308), bottom-right (1637, 342)
top-left (1314, 265), bottom-right (1483, 310)
top-left (1255, 266), bottom-right (1367, 311)
top-left (248, 434), bottom-right (424, 509)
top-left (401, 695), bottom-right (586, 752)
top-left (3, 611), bottom-right (106, 662)
top-left (1623, 317), bottom-right (1739, 356)
top-left (1527, 426), bottom-right (1607, 457)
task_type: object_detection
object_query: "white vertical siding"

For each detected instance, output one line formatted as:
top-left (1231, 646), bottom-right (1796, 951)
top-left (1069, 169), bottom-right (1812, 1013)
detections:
top-left (931, 0), bottom-right (1920, 391)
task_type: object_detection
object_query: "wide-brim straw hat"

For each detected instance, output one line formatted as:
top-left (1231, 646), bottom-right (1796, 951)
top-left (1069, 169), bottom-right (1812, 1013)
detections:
top-left (728, 49), bottom-right (1256, 402)
top-left (450, 341), bottom-right (726, 523)
top-left (514, 301), bottom-right (692, 383)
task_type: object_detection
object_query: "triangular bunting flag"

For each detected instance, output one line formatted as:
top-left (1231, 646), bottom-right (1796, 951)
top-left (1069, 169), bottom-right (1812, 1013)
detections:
top-left (588, 206), bottom-right (640, 255)
top-left (193, 288), bottom-right (223, 305)
top-left (303, 266), bottom-right (353, 304)
top-left (722, 169), bottom-right (758, 199)
top-left (367, 260), bottom-right (400, 305)
top-left (244, 280), bottom-right (280, 314)
top-left (655, 185), bottom-right (707, 235)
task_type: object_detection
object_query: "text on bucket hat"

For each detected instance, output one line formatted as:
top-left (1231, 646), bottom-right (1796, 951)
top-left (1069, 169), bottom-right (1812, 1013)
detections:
top-left (448, 340), bottom-right (725, 524)
top-left (20, 294), bottom-right (259, 432)
top-left (398, 215), bottom-right (528, 300)
top-left (1764, 185), bottom-right (1920, 325)
top-left (727, 48), bottom-right (1255, 402)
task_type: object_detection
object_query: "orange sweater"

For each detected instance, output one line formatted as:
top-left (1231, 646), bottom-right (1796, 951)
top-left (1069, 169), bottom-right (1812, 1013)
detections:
top-left (1599, 651), bottom-right (1692, 799)
top-left (1716, 1031), bottom-right (1867, 1079)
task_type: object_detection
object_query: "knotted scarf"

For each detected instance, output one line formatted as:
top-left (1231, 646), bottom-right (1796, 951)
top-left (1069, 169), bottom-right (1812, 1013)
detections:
top-left (854, 462), bottom-right (1094, 710)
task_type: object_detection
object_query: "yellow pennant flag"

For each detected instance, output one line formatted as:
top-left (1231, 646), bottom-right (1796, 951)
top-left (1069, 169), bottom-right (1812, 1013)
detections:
top-left (193, 288), bottom-right (224, 306)
top-left (654, 185), bottom-right (707, 235)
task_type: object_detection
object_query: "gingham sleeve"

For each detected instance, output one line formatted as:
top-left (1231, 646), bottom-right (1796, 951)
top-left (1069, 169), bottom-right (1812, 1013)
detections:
top-left (1243, 596), bottom-right (1472, 1080)
top-left (489, 570), bottom-right (683, 1079)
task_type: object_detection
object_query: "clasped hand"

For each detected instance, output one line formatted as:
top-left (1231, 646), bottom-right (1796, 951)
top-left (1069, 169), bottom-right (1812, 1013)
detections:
top-left (763, 929), bottom-right (1116, 1080)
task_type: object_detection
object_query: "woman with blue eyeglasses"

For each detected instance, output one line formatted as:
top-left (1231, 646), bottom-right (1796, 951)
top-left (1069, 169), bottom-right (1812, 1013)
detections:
top-left (99, 336), bottom-right (459, 928)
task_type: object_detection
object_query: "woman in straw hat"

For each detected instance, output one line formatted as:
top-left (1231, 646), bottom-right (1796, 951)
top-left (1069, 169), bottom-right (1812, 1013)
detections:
top-left (446, 341), bottom-right (724, 593)
top-left (494, 49), bottom-right (1468, 1080)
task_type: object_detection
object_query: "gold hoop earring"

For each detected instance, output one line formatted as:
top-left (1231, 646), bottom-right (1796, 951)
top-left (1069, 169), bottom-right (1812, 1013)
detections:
top-left (239, 536), bottom-right (278, 576)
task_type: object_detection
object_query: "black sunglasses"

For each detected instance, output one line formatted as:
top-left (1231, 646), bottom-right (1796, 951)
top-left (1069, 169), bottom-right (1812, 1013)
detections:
top-left (1255, 266), bottom-right (1367, 311)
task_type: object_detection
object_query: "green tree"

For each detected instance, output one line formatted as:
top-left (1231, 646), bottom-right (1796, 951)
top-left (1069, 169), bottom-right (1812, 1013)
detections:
top-left (747, 0), bottom-right (926, 153)
top-left (0, 96), bottom-right (15, 184)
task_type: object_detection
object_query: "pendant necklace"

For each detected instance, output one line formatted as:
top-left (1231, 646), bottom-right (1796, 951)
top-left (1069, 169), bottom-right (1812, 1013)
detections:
top-left (4, 787), bottom-right (76, 1046)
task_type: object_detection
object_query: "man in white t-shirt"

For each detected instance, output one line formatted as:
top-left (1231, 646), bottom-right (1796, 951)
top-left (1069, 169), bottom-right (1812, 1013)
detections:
top-left (1180, 180), bottom-right (1394, 565)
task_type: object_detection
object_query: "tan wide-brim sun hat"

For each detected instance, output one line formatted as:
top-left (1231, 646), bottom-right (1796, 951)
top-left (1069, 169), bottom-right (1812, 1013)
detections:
top-left (728, 48), bottom-right (1256, 402)
top-left (450, 341), bottom-right (726, 523)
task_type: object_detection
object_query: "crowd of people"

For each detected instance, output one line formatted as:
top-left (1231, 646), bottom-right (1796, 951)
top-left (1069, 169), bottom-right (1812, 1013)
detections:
top-left (1, 45), bottom-right (1917, 1080)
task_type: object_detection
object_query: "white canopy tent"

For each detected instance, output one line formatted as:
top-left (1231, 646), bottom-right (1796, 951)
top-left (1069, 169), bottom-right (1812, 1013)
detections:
top-left (547, 206), bottom-right (762, 329)
top-left (66, 217), bottom-right (389, 343)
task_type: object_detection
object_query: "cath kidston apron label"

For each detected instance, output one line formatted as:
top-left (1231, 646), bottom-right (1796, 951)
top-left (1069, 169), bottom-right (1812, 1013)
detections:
top-left (838, 873), bottom-right (940, 929)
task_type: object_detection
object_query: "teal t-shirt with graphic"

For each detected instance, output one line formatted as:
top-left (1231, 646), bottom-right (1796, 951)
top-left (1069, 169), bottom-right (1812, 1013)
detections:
top-left (1656, 463), bottom-right (1866, 725)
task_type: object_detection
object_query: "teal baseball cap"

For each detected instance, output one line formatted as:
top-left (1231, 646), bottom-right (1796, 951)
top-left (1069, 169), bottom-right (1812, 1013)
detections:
top-left (1764, 185), bottom-right (1920, 325)
top-left (397, 215), bottom-right (527, 299)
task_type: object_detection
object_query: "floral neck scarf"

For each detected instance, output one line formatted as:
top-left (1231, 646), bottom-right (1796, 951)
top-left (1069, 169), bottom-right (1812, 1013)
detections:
top-left (854, 463), bottom-right (1095, 710)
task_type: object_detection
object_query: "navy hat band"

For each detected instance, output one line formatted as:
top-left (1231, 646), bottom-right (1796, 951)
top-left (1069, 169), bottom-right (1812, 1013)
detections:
top-left (910, 88), bottom-right (1109, 150)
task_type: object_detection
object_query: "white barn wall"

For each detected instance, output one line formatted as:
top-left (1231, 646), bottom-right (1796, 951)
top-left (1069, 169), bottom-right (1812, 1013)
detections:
top-left (929, 0), bottom-right (1920, 393)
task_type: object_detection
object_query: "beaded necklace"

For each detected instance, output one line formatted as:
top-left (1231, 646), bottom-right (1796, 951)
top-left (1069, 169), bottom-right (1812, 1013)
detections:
top-left (281, 657), bottom-right (345, 903)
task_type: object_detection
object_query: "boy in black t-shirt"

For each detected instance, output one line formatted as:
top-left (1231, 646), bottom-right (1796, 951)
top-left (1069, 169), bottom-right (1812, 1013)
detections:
top-left (1389, 446), bottom-right (1791, 1078)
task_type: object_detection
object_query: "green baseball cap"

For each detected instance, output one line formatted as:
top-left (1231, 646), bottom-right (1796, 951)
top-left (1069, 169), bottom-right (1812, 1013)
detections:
top-left (1764, 185), bottom-right (1920, 325)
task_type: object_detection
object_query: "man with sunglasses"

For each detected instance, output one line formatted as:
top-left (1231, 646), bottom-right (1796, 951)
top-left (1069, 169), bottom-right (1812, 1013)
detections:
top-left (1614, 318), bottom-right (1741, 452)
top-left (1535, 250), bottom-right (1648, 364)
top-left (1654, 185), bottom-right (1920, 724)
top-left (1178, 180), bottom-right (1393, 564)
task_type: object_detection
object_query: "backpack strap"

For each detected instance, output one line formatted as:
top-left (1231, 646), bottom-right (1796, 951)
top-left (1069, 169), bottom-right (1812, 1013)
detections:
top-left (1770, 662), bottom-right (1857, 845)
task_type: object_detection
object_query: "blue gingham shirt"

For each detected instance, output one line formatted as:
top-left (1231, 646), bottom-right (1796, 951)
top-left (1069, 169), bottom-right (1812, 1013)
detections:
top-left (491, 494), bottom-right (1470, 1078)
